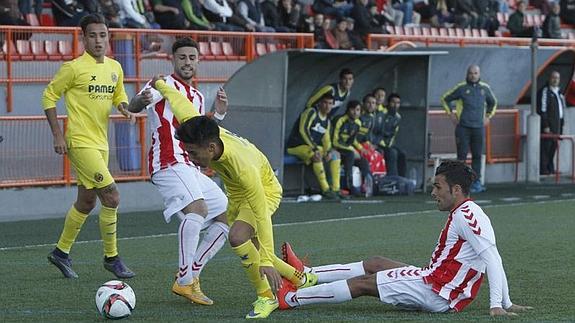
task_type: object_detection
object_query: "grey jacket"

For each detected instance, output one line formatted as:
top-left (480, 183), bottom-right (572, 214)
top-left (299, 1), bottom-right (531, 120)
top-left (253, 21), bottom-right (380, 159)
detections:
top-left (441, 80), bottom-right (497, 128)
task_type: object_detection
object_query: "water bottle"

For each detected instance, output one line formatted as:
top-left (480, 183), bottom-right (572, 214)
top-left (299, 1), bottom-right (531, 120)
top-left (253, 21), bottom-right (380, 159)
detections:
top-left (408, 168), bottom-right (417, 187)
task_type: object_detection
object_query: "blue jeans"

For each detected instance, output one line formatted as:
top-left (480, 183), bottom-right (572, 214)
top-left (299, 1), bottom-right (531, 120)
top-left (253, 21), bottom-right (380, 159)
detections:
top-left (455, 125), bottom-right (484, 179)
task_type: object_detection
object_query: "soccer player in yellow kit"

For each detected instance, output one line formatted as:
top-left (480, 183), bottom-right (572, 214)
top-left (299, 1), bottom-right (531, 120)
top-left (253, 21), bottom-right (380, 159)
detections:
top-left (42, 13), bottom-right (135, 279)
top-left (149, 75), bottom-right (316, 319)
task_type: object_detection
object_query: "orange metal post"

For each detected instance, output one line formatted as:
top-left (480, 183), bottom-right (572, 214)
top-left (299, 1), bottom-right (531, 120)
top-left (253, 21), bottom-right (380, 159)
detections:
top-left (6, 29), bottom-right (13, 113)
top-left (485, 122), bottom-right (492, 163)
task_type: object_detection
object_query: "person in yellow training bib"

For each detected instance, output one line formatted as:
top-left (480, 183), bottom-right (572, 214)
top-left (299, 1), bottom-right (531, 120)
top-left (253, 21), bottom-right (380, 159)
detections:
top-left (149, 75), bottom-right (317, 319)
top-left (42, 13), bottom-right (136, 279)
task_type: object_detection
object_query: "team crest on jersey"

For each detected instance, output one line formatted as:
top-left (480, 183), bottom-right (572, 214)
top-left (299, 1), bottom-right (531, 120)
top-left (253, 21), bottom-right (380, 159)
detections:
top-left (111, 73), bottom-right (118, 83)
top-left (465, 89), bottom-right (471, 95)
top-left (94, 172), bottom-right (104, 182)
top-left (480, 89), bottom-right (485, 96)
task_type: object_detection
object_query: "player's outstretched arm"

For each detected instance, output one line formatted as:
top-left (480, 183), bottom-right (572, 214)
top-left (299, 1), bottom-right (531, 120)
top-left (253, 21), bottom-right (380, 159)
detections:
top-left (128, 88), bottom-right (154, 113)
top-left (117, 102), bottom-right (136, 124)
top-left (213, 86), bottom-right (228, 120)
top-left (150, 75), bottom-right (200, 123)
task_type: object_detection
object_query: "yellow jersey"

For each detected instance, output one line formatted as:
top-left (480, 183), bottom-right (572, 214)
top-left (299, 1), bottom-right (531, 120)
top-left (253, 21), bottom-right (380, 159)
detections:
top-left (42, 52), bottom-right (128, 150)
top-left (155, 80), bottom-right (281, 266)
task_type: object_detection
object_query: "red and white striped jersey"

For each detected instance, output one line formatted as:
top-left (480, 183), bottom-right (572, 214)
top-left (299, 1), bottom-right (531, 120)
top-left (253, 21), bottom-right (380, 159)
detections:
top-left (140, 74), bottom-right (205, 175)
top-left (421, 199), bottom-right (496, 312)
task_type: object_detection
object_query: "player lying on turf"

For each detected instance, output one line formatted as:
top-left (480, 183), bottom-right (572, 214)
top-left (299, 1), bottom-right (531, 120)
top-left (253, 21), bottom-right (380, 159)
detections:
top-left (148, 75), bottom-right (317, 319)
top-left (278, 160), bottom-right (532, 317)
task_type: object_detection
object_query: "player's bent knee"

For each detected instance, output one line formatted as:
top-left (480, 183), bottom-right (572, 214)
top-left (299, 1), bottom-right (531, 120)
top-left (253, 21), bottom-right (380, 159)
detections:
top-left (181, 199), bottom-right (208, 217)
top-left (347, 274), bottom-right (379, 298)
top-left (98, 185), bottom-right (120, 208)
top-left (228, 225), bottom-right (251, 247)
top-left (75, 199), bottom-right (97, 214)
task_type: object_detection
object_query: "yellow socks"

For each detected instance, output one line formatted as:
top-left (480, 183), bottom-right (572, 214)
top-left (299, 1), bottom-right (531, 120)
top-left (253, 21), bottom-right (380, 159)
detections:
top-left (56, 205), bottom-right (89, 254)
top-left (99, 206), bottom-right (118, 258)
top-left (312, 162), bottom-right (330, 192)
top-left (329, 159), bottom-right (341, 192)
top-left (232, 240), bottom-right (272, 297)
top-left (272, 255), bottom-right (304, 286)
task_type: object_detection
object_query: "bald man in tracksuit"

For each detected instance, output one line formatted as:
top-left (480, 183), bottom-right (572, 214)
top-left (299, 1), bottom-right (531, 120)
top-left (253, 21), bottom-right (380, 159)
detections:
top-left (441, 65), bottom-right (497, 193)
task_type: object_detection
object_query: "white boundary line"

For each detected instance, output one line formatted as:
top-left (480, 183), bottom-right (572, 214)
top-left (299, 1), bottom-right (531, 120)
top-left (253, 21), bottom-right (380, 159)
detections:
top-left (1, 198), bottom-right (573, 252)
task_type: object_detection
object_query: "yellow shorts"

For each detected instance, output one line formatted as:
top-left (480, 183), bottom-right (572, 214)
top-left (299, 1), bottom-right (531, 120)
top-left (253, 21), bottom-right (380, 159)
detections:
top-left (68, 148), bottom-right (114, 189)
top-left (287, 145), bottom-right (326, 165)
top-left (226, 181), bottom-right (282, 235)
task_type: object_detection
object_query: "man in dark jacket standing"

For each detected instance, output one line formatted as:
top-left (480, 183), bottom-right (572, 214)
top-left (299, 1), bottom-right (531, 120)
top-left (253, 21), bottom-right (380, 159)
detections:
top-left (537, 71), bottom-right (566, 175)
top-left (441, 65), bottom-right (497, 193)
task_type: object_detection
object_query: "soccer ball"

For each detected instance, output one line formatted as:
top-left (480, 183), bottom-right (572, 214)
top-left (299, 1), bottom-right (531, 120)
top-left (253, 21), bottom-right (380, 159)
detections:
top-left (95, 280), bottom-right (136, 319)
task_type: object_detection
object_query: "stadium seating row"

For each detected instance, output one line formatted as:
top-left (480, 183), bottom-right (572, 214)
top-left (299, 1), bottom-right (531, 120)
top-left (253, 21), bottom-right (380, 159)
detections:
top-left (386, 26), bottom-right (489, 38)
top-left (0, 39), bottom-right (109, 61)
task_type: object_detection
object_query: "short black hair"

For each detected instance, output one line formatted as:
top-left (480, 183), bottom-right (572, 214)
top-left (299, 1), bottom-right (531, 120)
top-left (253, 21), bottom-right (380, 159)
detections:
top-left (346, 100), bottom-right (361, 112)
top-left (339, 68), bottom-right (353, 79)
top-left (175, 116), bottom-right (220, 147)
top-left (372, 87), bottom-right (386, 95)
top-left (387, 93), bottom-right (401, 103)
top-left (319, 92), bottom-right (335, 102)
top-left (172, 37), bottom-right (199, 54)
top-left (80, 13), bottom-right (107, 34)
top-left (362, 93), bottom-right (375, 102)
top-left (435, 160), bottom-right (477, 195)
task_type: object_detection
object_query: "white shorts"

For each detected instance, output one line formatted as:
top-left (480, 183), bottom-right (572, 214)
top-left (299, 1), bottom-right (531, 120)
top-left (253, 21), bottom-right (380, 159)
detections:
top-left (151, 163), bottom-right (228, 226)
top-left (376, 266), bottom-right (450, 313)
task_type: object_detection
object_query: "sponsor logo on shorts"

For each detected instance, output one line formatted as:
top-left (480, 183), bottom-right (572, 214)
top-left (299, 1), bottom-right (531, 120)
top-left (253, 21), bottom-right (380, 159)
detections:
top-left (94, 172), bottom-right (104, 182)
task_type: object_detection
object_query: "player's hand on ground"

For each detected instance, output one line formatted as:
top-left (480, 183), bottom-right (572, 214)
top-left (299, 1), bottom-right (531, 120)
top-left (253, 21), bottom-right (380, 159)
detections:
top-left (150, 74), bottom-right (166, 89)
top-left (53, 134), bottom-right (67, 155)
top-left (506, 304), bottom-right (533, 313)
top-left (490, 307), bottom-right (518, 317)
top-left (214, 87), bottom-right (228, 115)
top-left (259, 266), bottom-right (282, 293)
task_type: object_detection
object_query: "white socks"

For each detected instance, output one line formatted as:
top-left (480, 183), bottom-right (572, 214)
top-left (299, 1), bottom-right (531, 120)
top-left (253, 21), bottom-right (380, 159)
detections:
top-left (288, 280), bottom-right (353, 307)
top-left (192, 221), bottom-right (229, 278)
top-left (311, 261), bottom-right (366, 283)
top-left (177, 213), bottom-right (204, 285)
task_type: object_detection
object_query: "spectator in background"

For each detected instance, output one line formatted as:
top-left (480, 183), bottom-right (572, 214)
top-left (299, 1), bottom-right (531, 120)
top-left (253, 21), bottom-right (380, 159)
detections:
top-left (441, 65), bottom-right (497, 193)
top-left (185, 0), bottom-right (217, 30)
top-left (333, 16), bottom-right (353, 49)
top-left (277, 0), bottom-right (301, 31)
top-left (332, 100), bottom-right (372, 197)
top-left (537, 71), bottom-right (566, 175)
top-left (345, 17), bottom-right (367, 49)
top-left (152, 0), bottom-right (190, 29)
top-left (429, 0), bottom-right (455, 27)
top-left (375, 0), bottom-right (403, 26)
top-left (474, 0), bottom-right (499, 36)
top-left (542, 2), bottom-right (563, 38)
top-left (358, 94), bottom-right (378, 146)
top-left (372, 93), bottom-right (406, 177)
top-left (50, 0), bottom-right (89, 26)
top-left (453, 0), bottom-right (477, 28)
top-left (507, 0), bottom-right (534, 37)
top-left (560, 0), bottom-right (575, 24)
top-left (116, 0), bottom-right (155, 28)
top-left (261, 0), bottom-right (296, 31)
top-left (392, 0), bottom-right (421, 25)
top-left (352, 0), bottom-right (386, 39)
top-left (312, 0), bottom-right (353, 19)
top-left (322, 17), bottom-right (339, 48)
top-left (18, 0), bottom-right (43, 19)
top-left (203, 0), bottom-right (255, 31)
top-left (287, 93), bottom-right (342, 200)
top-left (306, 68), bottom-right (354, 118)
top-left (99, 0), bottom-right (123, 27)
top-left (238, 0), bottom-right (275, 31)
top-left (1, 0), bottom-right (30, 27)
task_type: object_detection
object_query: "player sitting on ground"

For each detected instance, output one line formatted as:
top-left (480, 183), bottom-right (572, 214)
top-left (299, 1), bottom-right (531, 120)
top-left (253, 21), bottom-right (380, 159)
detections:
top-left (149, 75), bottom-right (317, 319)
top-left (278, 160), bottom-right (532, 316)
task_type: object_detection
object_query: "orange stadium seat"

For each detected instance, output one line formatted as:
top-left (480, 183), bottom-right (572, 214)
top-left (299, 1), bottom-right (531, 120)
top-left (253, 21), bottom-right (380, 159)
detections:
top-left (430, 27), bottom-right (439, 36)
top-left (2, 40), bottom-right (20, 61)
top-left (198, 41), bottom-right (214, 60)
top-left (439, 27), bottom-right (448, 36)
top-left (58, 40), bottom-right (73, 60)
top-left (222, 42), bottom-right (242, 60)
top-left (464, 28), bottom-right (473, 37)
top-left (480, 29), bottom-right (488, 37)
top-left (421, 26), bottom-right (431, 36)
top-left (16, 40), bottom-right (34, 60)
top-left (267, 43), bottom-right (278, 52)
top-left (524, 14), bottom-right (534, 26)
top-left (30, 40), bottom-right (48, 60)
top-left (412, 26), bottom-right (422, 36)
top-left (45, 40), bottom-right (62, 60)
top-left (385, 25), bottom-right (395, 34)
top-left (404, 26), bottom-right (414, 35)
top-left (395, 26), bottom-right (405, 35)
top-left (532, 14), bottom-right (543, 26)
top-left (471, 28), bottom-right (481, 37)
top-left (209, 41), bottom-right (226, 60)
top-left (255, 42), bottom-right (267, 56)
